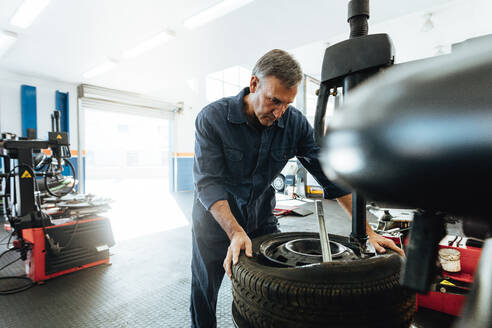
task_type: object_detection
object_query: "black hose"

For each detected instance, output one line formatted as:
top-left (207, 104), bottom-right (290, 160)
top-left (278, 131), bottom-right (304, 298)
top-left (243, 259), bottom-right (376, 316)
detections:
top-left (0, 237), bottom-right (35, 295)
top-left (0, 256), bottom-right (20, 271)
top-left (0, 248), bottom-right (15, 258)
top-left (44, 158), bottom-right (77, 198)
top-left (0, 276), bottom-right (35, 295)
top-left (6, 232), bottom-right (13, 249)
top-left (59, 218), bottom-right (80, 251)
top-left (0, 232), bottom-right (11, 243)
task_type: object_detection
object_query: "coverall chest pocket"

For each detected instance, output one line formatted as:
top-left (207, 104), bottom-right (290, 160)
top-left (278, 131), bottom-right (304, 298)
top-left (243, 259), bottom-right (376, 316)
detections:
top-left (271, 148), bottom-right (296, 162)
top-left (224, 147), bottom-right (245, 176)
top-left (271, 148), bottom-right (297, 174)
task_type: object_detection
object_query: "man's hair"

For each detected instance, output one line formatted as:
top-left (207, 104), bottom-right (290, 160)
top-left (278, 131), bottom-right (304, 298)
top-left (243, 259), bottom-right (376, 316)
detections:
top-left (252, 49), bottom-right (303, 88)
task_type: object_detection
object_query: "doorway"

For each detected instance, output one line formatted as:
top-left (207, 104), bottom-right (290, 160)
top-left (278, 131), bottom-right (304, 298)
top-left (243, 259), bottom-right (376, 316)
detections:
top-left (83, 108), bottom-right (188, 241)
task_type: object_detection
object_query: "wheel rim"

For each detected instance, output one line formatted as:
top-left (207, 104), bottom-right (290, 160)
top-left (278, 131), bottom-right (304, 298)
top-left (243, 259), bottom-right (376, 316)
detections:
top-left (285, 238), bottom-right (345, 257)
top-left (259, 235), bottom-right (357, 267)
top-left (272, 176), bottom-right (284, 191)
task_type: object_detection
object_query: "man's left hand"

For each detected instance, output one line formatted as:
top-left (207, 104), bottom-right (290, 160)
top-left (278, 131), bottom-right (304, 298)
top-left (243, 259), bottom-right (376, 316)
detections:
top-left (367, 232), bottom-right (405, 257)
top-left (334, 193), bottom-right (405, 257)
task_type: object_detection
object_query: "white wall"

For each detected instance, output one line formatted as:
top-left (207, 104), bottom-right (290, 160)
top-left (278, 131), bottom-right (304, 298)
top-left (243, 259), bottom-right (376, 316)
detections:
top-left (0, 70), bottom-right (79, 148)
top-left (152, 75), bottom-right (206, 154)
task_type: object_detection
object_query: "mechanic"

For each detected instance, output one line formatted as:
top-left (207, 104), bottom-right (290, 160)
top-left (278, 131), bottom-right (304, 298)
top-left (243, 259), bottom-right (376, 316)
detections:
top-left (190, 49), bottom-right (404, 328)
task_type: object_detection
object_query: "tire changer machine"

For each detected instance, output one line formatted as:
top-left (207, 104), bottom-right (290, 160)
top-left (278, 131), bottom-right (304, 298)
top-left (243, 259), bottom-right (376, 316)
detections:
top-left (315, 1), bottom-right (489, 327)
top-left (0, 110), bottom-right (114, 283)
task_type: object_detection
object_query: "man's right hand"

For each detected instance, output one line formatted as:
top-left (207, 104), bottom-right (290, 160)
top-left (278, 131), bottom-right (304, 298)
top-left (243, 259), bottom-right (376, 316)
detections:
top-left (209, 200), bottom-right (253, 279)
top-left (223, 230), bottom-right (253, 279)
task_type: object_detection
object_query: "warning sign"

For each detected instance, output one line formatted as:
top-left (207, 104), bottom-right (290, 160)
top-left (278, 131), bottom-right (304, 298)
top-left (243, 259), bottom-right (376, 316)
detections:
top-left (20, 170), bottom-right (32, 179)
top-left (440, 280), bottom-right (456, 287)
top-left (56, 134), bottom-right (62, 140)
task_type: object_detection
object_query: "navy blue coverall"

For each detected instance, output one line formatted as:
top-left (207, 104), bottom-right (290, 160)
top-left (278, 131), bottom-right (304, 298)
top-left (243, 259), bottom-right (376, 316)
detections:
top-left (191, 87), bottom-right (349, 327)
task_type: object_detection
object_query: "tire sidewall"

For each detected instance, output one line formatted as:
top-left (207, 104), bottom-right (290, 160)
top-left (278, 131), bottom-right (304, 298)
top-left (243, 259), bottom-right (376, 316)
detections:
top-left (235, 232), bottom-right (404, 285)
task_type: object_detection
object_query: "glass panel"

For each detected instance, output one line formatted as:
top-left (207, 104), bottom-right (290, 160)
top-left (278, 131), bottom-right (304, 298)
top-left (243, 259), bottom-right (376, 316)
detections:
top-left (239, 66), bottom-right (252, 87)
top-left (223, 66), bottom-right (239, 85)
top-left (206, 77), bottom-right (224, 102)
top-left (208, 69), bottom-right (223, 80)
top-left (305, 76), bottom-right (320, 118)
top-left (126, 151), bottom-right (138, 166)
top-left (224, 82), bottom-right (240, 97)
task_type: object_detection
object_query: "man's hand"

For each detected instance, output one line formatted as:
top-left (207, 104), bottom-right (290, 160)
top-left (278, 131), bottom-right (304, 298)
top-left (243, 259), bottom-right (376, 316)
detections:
top-left (208, 200), bottom-right (253, 278)
top-left (367, 231), bottom-right (405, 257)
top-left (223, 230), bottom-right (252, 278)
top-left (335, 194), bottom-right (405, 257)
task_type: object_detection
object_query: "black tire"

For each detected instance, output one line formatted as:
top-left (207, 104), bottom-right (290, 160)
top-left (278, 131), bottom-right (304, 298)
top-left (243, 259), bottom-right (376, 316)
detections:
top-left (232, 232), bottom-right (415, 328)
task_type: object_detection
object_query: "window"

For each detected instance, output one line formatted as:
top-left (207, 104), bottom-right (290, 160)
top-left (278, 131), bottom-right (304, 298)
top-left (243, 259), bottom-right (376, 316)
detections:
top-left (157, 124), bottom-right (168, 138)
top-left (305, 76), bottom-right (320, 120)
top-left (303, 75), bottom-right (337, 127)
top-left (126, 151), bottom-right (139, 167)
top-left (206, 66), bottom-right (251, 102)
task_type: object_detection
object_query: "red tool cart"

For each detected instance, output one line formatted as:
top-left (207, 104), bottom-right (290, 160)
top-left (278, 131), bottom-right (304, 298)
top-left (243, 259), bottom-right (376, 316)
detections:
top-left (416, 235), bottom-right (482, 316)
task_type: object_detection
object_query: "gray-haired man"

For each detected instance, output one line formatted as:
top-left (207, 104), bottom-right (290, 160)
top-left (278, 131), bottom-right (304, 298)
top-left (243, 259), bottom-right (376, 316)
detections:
top-left (190, 49), bottom-right (402, 328)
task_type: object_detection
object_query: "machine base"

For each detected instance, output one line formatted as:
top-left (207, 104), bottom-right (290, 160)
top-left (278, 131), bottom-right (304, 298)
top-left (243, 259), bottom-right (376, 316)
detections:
top-left (21, 217), bottom-right (114, 282)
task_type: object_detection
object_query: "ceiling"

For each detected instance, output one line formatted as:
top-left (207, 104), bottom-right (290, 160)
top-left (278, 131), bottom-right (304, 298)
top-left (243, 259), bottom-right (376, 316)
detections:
top-left (1, 0), bottom-right (489, 99)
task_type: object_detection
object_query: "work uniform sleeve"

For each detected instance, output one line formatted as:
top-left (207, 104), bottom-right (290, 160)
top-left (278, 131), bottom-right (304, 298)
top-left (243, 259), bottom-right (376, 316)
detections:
top-left (193, 109), bottom-right (229, 210)
top-left (296, 116), bottom-right (350, 199)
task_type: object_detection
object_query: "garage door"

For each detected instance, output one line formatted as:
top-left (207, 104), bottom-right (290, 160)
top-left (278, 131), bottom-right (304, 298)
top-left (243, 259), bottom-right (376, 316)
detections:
top-left (78, 84), bottom-right (188, 241)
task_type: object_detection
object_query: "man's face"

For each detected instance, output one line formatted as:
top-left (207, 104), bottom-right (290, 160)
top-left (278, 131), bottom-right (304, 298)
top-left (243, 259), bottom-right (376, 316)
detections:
top-left (249, 75), bottom-right (298, 126)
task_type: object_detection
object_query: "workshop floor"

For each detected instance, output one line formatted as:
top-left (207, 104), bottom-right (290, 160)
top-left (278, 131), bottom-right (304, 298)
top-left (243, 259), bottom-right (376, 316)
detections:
top-left (0, 192), bottom-right (456, 328)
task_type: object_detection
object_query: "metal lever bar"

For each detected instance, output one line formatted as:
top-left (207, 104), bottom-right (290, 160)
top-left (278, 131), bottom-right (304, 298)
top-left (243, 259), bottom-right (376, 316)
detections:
top-left (315, 200), bottom-right (332, 262)
top-left (51, 114), bottom-right (55, 132)
top-left (54, 110), bottom-right (61, 132)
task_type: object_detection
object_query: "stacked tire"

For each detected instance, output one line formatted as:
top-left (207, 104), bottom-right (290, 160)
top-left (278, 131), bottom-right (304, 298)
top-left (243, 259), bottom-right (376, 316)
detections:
top-left (232, 232), bottom-right (415, 328)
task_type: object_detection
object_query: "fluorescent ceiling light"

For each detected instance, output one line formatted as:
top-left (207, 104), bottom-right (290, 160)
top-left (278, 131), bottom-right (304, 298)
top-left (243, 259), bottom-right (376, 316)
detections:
top-left (184, 0), bottom-right (254, 29)
top-left (10, 0), bottom-right (51, 29)
top-left (122, 30), bottom-right (176, 59)
top-left (0, 31), bottom-right (17, 57)
top-left (83, 60), bottom-right (118, 79)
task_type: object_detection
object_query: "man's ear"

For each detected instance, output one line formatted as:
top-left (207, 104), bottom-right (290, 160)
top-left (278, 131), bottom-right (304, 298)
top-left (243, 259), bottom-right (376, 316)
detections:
top-left (250, 75), bottom-right (259, 93)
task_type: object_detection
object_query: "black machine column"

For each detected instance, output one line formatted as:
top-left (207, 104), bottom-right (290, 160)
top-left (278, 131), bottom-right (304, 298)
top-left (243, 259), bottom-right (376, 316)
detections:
top-left (16, 148), bottom-right (37, 216)
top-left (345, 1), bottom-right (375, 246)
top-left (401, 211), bottom-right (446, 292)
top-left (1, 110), bottom-right (71, 227)
top-left (314, 0), bottom-right (394, 253)
top-left (0, 152), bottom-right (12, 219)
